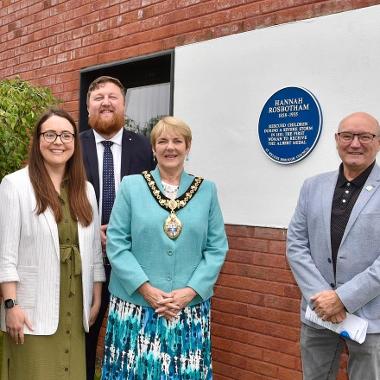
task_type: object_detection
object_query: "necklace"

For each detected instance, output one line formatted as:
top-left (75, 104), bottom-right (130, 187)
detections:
top-left (142, 171), bottom-right (203, 239)
top-left (162, 181), bottom-right (179, 199)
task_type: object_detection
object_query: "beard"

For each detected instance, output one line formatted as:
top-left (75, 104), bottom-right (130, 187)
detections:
top-left (88, 109), bottom-right (125, 136)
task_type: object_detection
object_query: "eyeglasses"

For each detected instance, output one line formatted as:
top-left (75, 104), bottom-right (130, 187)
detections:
top-left (40, 130), bottom-right (75, 143)
top-left (337, 132), bottom-right (378, 144)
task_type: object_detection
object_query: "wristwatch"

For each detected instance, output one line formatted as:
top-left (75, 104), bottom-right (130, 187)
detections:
top-left (4, 299), bottom-right (18, 309)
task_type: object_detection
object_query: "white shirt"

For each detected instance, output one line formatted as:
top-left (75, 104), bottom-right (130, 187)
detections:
top-left (93, 128), bottom-right (123, 223)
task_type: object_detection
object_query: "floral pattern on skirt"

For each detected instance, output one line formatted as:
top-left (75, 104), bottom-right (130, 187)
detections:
top-left (102, 294), bottom-right (212, 380)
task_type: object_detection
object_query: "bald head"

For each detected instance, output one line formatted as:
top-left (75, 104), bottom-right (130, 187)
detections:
top-left (335, 111), bottom-right (380, 180)
top-left (338, 112), bottom-right (380, 135)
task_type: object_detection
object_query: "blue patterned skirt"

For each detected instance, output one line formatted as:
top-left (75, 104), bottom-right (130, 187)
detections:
top-left (101, 294), bottom-right (212, 380)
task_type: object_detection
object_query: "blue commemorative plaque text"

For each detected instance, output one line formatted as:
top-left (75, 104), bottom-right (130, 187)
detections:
top-left (258, 87), bottom-right (322, 164)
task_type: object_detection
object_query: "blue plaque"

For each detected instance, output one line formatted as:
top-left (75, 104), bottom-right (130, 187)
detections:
top-left (258, 87), bottom-right (322, 164)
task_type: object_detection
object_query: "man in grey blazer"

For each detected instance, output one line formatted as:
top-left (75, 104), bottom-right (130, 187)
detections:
top-left (80, 76), bottom-right (155, 380)
top-left (287, 112), bottom-right (380, 379)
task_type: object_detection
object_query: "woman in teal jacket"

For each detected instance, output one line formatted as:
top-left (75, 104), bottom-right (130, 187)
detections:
top-left (102, 116), bottom-right (228, 379)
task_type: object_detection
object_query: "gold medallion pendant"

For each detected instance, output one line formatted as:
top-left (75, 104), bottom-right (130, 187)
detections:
top-left (141, 171), bottom-right (203, 240)
top-left (163, 211), bottom-right (183, 239)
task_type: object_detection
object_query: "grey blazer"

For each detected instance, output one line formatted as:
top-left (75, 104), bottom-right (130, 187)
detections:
top-left (287, 164), bottom-right (380, 333)
top-left (0, 167), bottom-right (105, 335)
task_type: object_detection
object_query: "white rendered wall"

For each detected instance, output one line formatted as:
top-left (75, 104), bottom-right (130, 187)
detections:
top-left (174, 5), bottom-right (380, 228)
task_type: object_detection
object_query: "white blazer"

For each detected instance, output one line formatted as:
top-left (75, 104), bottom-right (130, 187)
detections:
top-left (0, 167), bottom-right (105, 335)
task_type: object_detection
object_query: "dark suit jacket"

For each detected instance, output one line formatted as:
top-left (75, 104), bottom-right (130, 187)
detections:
top-left (80, 128), bottom-right (155, 205)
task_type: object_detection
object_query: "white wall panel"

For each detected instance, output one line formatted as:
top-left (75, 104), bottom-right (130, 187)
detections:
top-left (174, 5), bottom-right (380, 227)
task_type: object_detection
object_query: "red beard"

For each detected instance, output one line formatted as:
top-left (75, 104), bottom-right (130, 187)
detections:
top-left (88, 110), bottom-right (125, 136)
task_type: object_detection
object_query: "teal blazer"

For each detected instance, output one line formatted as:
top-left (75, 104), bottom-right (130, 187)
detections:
top-left (106, 167), bottom-right (228, 307)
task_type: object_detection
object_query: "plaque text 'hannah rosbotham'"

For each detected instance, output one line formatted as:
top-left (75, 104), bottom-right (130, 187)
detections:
top-left (258, 87), bottom-right (322, 164)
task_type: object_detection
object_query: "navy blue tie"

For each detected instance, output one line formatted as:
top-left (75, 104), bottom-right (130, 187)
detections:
top-left (101, 141), bottom-right (115, 225)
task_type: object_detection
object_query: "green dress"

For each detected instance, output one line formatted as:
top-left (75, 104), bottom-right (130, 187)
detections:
top-left (1, 186), bottom-right (86, 380)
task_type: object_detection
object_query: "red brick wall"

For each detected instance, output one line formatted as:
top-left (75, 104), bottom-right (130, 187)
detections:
top-left (217, 225), bottom-right (349, 380)
top-left (214, 225), bottom-right (299, 379)
top-left (1, 0), bottom-right (380, 120)
top-left (0, 1), bottom-right (374, 378)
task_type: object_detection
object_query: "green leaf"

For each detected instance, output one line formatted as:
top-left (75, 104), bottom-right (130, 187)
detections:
top-left (0, 77), bottom-right (60, 180)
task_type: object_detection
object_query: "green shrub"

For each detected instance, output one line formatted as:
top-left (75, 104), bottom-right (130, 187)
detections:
top-left (0, 77), bottom-right (59, 181)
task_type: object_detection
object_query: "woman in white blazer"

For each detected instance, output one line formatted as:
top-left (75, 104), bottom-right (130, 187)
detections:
top-left (0, 108), bottom-right (105, 380)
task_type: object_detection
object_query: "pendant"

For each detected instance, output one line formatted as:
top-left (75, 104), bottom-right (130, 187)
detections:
top-left (167, 199), bottom-right (178, 210)
top-left (163, 212), bottom-right (182, 239)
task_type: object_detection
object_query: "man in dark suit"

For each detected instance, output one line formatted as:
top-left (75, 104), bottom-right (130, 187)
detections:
top-left (80, 76), bottom-right (155, 380)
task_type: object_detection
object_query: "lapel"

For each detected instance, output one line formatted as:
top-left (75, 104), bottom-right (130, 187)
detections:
top-left (150, 167), bottom-right (194, 197)
top-left (43, 208), bottom-right (60, 260)
top-left (81, 130), bottom-right (100, 203)
top-left (321, 170), bottom-right (339, 255)
top-left (177, 170), bottom-right (195, 196)
top-left (25, 167), bottom-right (60, 260)
top-left (121, 129), bottom-right (132, 177)
top-left (77, 222), bottom-right (85, 262)
top-left (340, 164), bottom-right (380, 245)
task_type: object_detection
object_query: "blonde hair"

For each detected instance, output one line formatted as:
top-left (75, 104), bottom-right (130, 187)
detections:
top-left (150, 116), bottom-right (192, 148)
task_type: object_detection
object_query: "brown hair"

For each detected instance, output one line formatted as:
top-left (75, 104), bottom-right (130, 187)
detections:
top-left (86, 76), bottom-right (125, 105)
top-left (28, 108), bottom-right (93, 226)
top-left (151, 116), bottom-right (192, 149)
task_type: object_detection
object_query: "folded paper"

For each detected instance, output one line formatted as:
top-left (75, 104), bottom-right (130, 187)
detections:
top-left (305, 305), bottom-right (368, 344)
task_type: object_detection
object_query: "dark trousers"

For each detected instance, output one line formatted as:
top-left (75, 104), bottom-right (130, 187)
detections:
top-left (86, 263), bottom-right (111, 380)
